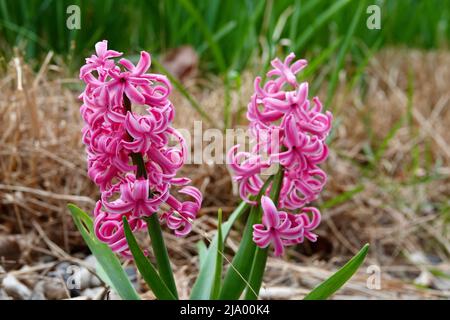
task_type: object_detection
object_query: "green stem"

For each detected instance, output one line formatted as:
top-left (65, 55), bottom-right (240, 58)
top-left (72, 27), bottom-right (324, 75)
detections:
top-left (218, 176), bottom-right (273, 299)
top-left (145, 215), bottom-right (179, 299)
top-left (123, 95), bottom-right (178, 299)
top-left (244, 166), bottom-right (284, 300)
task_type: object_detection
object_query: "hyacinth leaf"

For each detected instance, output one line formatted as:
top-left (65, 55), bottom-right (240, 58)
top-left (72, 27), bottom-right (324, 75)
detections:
top-left (243, 247), bottom-right (268, 300)
top-left (218, 176), bottom-right (274, 300)
top-left (210, 209), bottom-right (224, 299)
top-left (304, 243), bottom-right (369, 300)
top-left (190, 201), bottom-right (250, 299)
top-left (122, 217), bottom-right (176, 300)
top-left (244, 167), bottom-right (284, 300)
top-left (145, 215), bottom-right (178, 299)
top-left (218, 204), bottom-right (259, 299)
top-left (67, 204), bottom-right (140, 300)
top-left (196, 240), bottom-right (208, 266)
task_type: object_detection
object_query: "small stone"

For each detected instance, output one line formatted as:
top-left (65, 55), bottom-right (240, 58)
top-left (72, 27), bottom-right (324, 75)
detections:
top-left (84, 255), bottom-right (97, 268)
top-left (50, 262), bottom-right (91, 290)
top-left (107, 290), bottom-right (122, 300)
top-left (124, 266), bottom-right (139, 289)
top-left (31, 281), bottom-right (47, 300)
top-left (81, 287), bottom-right (104, 300)
top-left (2, 274), bottom-right (32, 300)
top-left (0, 288), bottom-right (12, 300)
top-left (434, 277), bottom-right (450, 291)
top-left (414, 270), bottom-right (433, 287)
top-left (44, 279), bottom-right (68, 300)
top-left (90, 273), bottom-right (102, 287)
top-left (83, 255), bottom-right (102, 287)
top-left (409, 251), bottom-right (428, 265)
top-left (77, 266), bottom-right (93, 290)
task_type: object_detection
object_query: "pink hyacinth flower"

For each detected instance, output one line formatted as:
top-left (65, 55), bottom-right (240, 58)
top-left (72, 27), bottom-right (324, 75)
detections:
top-left (102, 174), bottom-right (169, 217)
top-left (160, 186), bottom-right (203, 236)
top-left (80, 40), bottom-right (122, 79)
top-left (228, 52), bottom-right (331, 256)
top-left (79, 41), bottom-right (203, 257)
top-left (107, 51), bottom-right (152, 105)
top-left (253, 196), bottom-right (303, 257)
top-left (93, 200), bottom-right (145, 258)
top-left (268, 52), bottom-right (307, 88)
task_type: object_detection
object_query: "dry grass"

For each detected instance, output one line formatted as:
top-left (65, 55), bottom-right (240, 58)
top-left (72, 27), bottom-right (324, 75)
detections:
top-left (0, 48), bottom-right (449, 299)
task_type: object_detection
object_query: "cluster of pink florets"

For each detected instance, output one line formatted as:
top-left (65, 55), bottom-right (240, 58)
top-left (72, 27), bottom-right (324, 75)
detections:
top-left (228, 53), bottom-right (332, 256)
top-left (79, 41), bottom-right (202, 257)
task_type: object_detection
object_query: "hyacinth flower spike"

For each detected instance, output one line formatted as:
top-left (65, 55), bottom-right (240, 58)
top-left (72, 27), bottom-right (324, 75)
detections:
top-left (75, 40), bottom-right (204, 299)
top-left (222, 52), bottom-right (332, 300)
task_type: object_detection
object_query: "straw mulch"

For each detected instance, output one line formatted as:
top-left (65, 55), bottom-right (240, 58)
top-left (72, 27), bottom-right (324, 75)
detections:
top-left (0, 49), bottom-right (449, 299)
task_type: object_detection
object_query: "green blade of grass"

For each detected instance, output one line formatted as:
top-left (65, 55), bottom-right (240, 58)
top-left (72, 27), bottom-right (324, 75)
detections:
top-left (293, 0), bottom-right (351, 52)
top-left (178, 0), bottom-right (231, 128)
top-left (326, 0), bottom-right (365, 106)
top-left (198, 20), bottom-right (237, 55)
top-left (322, 185), bottom-right (365, 209)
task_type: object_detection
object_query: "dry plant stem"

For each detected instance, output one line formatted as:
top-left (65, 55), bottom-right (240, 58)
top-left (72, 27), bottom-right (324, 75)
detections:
top-left (123, 95), bottom-right (178, 299)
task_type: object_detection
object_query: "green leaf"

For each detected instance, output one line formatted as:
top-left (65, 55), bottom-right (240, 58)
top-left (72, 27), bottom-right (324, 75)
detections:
top-left (190, 201), bottom-right (250, 299)
top-left (67, 204), bottom-right (140, 300)
top-left (196, 240), bottom-right (208, 267)
top-left (145, 214), bottom-right (178, 299)
top-left (122, 217), bottom-right (176, 300)
top-left (244, 167), bottom-right (284, 300)
top-left (219, 176), bottom-right (274, 300)
top-left (218, 204), bottom-right (258, 299)
top-left (210, 209), bottom-right (224, 299)
top-left (304, 244), bottom-right (370, 300)
top-left (243, 247), bottom-right (268, 300)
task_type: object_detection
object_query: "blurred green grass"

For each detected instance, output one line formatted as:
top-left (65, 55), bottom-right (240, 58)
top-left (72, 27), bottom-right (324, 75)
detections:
top-left (1, 0), bottom-right (448, 73)
top-left (1, 0), bottom-right (449, 128)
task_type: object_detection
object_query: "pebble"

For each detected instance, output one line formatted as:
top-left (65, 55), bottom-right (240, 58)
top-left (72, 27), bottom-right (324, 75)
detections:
top-left (107, 290), bottom-right (122, 300)
top-left (50, 260), bottom-right (98, 290)
top-left (414, 270), bottom-right (433, 287)
top-left (0, 288), bottom-right (12, 300)
top-left (83, 255), bottom-right (102, 287)
top-left (1, 274), bottom-right (32, 300)
top-left (81, 287), bottom-right (104, 300)
top-left (44, 278), bottom-right (68, 300)
top-left (31, 281), bottom-right (47, 300)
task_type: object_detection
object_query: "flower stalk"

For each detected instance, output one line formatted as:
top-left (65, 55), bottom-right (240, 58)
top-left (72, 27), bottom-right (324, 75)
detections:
top-left (123, 94), bottom-right (178, 298)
